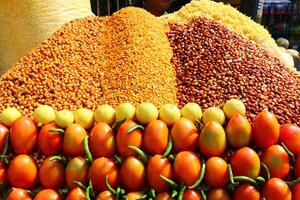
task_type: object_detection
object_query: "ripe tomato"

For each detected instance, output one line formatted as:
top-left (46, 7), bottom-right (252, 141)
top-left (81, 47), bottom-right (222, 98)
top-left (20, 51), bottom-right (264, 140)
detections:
top-left (226, 113), bottom-right (251, 149)
top-left (88, 157), bottom-right (119, 192)
top-left (116, 120), bottom-right (143, 158)
top-left (280, 124), bottom-right (300, 156)
top-left (39, 157), bottom-right (65, 189)
top-left (147, 155), bottom-right (173, 192)
top-left (174, 151), bottom-right (201, 186)
top-left (171, 118), bottom-right (198, 152)
top-left (63, 124), bottom-right (87, 157)
top-left (230, 147), bottom-right (260, 179)
top-left (10, 117), bottom-right (38, 154)
top-left (8, 155), bottom-right (37, 189)
top-left (155, 192), bottom-right (174, 200)
top-left (261, 178), bottom-right (291, 200)
top-left (252, 110), bottom-right (279, 149)
top-left (126, 192), bottom-right (143, 200)
top-left (96, 191), bottom-right (115, 200)
top-left (144, 120), bottom-right (169, 155)
top-left (38, 123), bottom-right (63, 156)
top-left (292, 183), bottom-right (300, 200)
top-left (233, 184), bottom-right (260, 200)
top-left (89, 122), bottom-right (115, 158)
top-left (261, 145), bottom-right (290, 179)
top-left (120, 156), bottom-right (146, 191)
top-left (6, 188), bottom-right (32, 200)
top-left (0, 160), bottom-right (6, 184)
top-left (199, 121), bottom-right (226, 158)
top-left (207, 188), bottom-right (230, 200)
top-left (294, 156), bottom-right (300, 177)
top-left (183, 189), bottom-right (201, 200)
top-left (0, 124), bottom-right (9, 152)
top-left (34, 189), bottom-right (61, 200)
top-left (66, 157), bottom-right (89, 189)
top-left (66, 188), bottom-right (86, 200)
top-left (204, 157), bottom-right (228, 187)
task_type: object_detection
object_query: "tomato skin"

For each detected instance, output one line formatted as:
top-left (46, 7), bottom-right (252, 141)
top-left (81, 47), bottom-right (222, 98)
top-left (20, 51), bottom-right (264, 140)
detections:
top-left (66, 188), bottom-right (86, 200)
top-left (34, 189), bottom-right (61, 200)
top-left (96, 191), bottom-right (115, 200)
top-left (126, 192), bottom-right (143, 200)
top-left (0, 160), bottom-right (6, 184)
top-left (147, 155), bottom-right (173, 192)
top-left (10, 117), bottom-right (38, 154)
top-left (199, 121), bottom-right (226, 158)
top-left (144, 120), bottom-right (169, 155)
top-left (262, 178), bottom-right (291, 200)
top-left (89, 122), bottom-right (115, 158)
top-left (0, 124), bottom-right (9, 152)
top-left (6, 188), bottom-right (32, 200)
top-left (120, 156), bottom-right (146, 191)
top-left (252, 110), bottom-right (279, 149)
top-left (230, 147), bottom-right (260, 179)
top-left (63, 124), bottom-right (87, 157)
top-left (155, 192), bottom-right (174, 200)
top-left (292, 183), bottom-right (300, 200)
top-left (261, 145), bottom-right (290, 179)
top-left (204, 157), bottom-right (228, 187)
top-left (183, 189), bottom-right (201, 200)
top-left (66, 157), bottom-right (89, 189)
top-left (233, 184), bottom-right (260, 200)
top-left (8, 155), bottom-right (37, 189)
top-left (88, 157), bottom-right (119, 192)
top-left (116, 120), bottom-right (143, 158)
top-left (39, 157), bottom-right (65, 189)
top-left (279, 124), bottom-right (300, 156)
top-left (294, 157), bottom-right (300, 177)
top-left (174, 151), bottom-right (201, 186)
top-left (207, 188), bottom-right (230, 200)
top-left (171, 118), bottom-right (198, 152)
top-left (38, 123), bottom-right (63, 156)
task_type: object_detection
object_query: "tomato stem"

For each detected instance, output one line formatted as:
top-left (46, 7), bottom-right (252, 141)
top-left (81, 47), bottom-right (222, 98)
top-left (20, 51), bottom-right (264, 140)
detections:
top-left (233, 176), bottom-right (257, 186)
top-left (261, 162), bottom-right (270, 180)
top-left (84, 136), bottom-right (93, 164)
top-left (200, 190), bottom-right (207, 200)
top-left (37, 122), bottom-right (43, 129)
top-left (24, 189), bottom-right (35, 198)
top-left (2, 188), bottom-right (12, 200)
top-left (105, 175), bottom-right (116, 195)
top-left (162, 136), bottom-right (173, 158)
top-left (177, 185), bottom-right (186, 200)
top-left (287, 177), bottom-right (300, 187)
top-left (49, 156), bottom-right (68, 166)
top-left (281, 142), bottom-right (295, 164)
top-left (72, 180), bottom-right (87, 190)
top-left (85, 180), bottom-right (95, 200)
top-left (112, 118), bottom-right (127, 133)
top-left (168, 154), bottom-right (175, 164)
top-left (189, 157), bottom-right (206, 189)
top-left (114, 154), bottom-right (122, 167)
top-left (171, 189), bottom-right (178, 198)
top-left (1, 133), bottom-right (9, 155)
top-left (228, 164), bottom-right (235, 185)
top-left (126, 125), bottom-right (144, 135)
top-left (128, 145), bottom-right (148, 165)
top-left (160, 175), bottom-right (179, 189)
top-left (49, 128), bottom-right (65, 134)
top-left (58, 188), bottom-right (69, 197)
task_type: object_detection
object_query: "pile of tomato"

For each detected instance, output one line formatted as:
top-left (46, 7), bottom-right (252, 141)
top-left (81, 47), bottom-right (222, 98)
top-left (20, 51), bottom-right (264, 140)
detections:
top-left (0, 103), bottom-right (300, 200)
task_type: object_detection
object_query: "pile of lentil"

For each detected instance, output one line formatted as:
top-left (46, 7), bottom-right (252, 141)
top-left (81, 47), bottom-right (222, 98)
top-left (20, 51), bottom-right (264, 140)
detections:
top-left (167, 17), bottom-right (300, 125)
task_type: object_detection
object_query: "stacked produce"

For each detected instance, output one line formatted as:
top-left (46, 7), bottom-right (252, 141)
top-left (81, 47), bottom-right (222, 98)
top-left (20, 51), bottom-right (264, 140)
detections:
top-left (0, 100), bottom-right (300, 200)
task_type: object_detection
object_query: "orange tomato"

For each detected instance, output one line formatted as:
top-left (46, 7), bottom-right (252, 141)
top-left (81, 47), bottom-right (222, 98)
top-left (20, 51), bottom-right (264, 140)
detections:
top-left (207, 188), bottom-right (230, 200)
top-left (0, 160), bottom-right (6, 184)
top-left (34, 189), bottom-right (61, 200)
top-left (8, 155), bottom-right (37, 189)
top-left (38, 123), bottom-right (63, 156)
top-left (120, 156), bottom-right (146, 191)
top-left (0, 124), bottom-right (9, 152)
top-left (6, 188), bottom-right (32, 200)
top-left (280, 124), bottom-right (300, 156)
top-left (294, 156), bottom-right (300, 177)
top-left (39, 157), bottom-right (65, 189)
top-left (204, 157), bottom-right (228, 187)
top-left (88, 157), bottom-right (119, 192)
top-left (261, 178), bottom-right (291, 200)
top-left (89, 122), bottom-right (115, 158)
top-left (261, 145), bottom-right (290, 179)
top-left (174, 151), bottom-right (201, 186)
top-left (155, 192), bottom-right (174, 200)
top-left (126, 192), bottom-right (143, 200)
top-left (144, 120), bottom-right (169, 155)
top-left (252, 110), bottom-right (279, 149)
top-left (171, 118), bottom-right (198, 152)
top-left (66, 157), bottom-right (89, 189)
top-left (233, 184), bottom-right (260, 200)
top-left (66, 188), bottom-right (86, 200)
top-left (183, 189), bottom-right (201, 200)
top-left (147, 155), bottom-right (173, 192)
top-left (292, 183), bottom-right (300, 200)
top-left (116, 120), bottom-right (143, 158)
top-left (230, 147), bottom-right (260, 179)
top-left (63, 124), bottom-right (87, 157)
top-left (10, 117), bottom-right (38, 154)
top-left (96, 191), bottom-right (115, 200)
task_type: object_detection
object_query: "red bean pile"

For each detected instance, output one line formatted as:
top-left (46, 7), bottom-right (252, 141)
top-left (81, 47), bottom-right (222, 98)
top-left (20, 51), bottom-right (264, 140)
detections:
top-left (167, 17), bottom-right (300, 125)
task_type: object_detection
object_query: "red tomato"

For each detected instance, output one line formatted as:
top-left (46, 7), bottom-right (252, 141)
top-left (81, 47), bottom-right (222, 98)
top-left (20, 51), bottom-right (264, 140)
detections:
top-left (183, 189), bottom-right (201, 200)
top-left (155, 192), bottom-right (174, 200)
top-left (63, 124), bottom-right (87, 157)
top-left (171, 118), bottom-right (198, 152)
top-left (230, 147), bottom-right (260, 179)
top-left (116, 120), bottom-right (143, 158)
top-left (294, 156), bottom-right (300, 177)
top-left (207, 188), bottom-right (230, 200)
top-left (0, 160), bottom-right (6, 184)
top-left (34, 189), bottom-right (61, 200)
top-left (147, 155), bottom-right (173, 192)
top-left (88, 157), bottom-right (119, 192)
top-left (204, 157), bottom-right (228, 187)
top-left (39, 157), bottom-right (65, 189)
top-left (0, 124), bottom-right (9, 152)
top-left (126, 192), bottom-right (143, 200)
top-left (199, 121), bottom-right (226, 158)
top-left (174, 151), bottom-right (201, 186)
top-left (10, 117), bottom-right (38, 154)
top-left (261, 178), bottom-right (291, 200)
top-left (252, 110), bottom-right (279, 149)
top-left (66, 157), bottom-right (89, 189)
top-left (280, 124), bottom-right (300, 156)
top-left (144, 120), bottom-right (169, 155)
top-left (120, 156), bottom-right (146, 191)
top-left (233, 184), bottom-right (260, 200)
top-left (96, 191), bottom-right (115, 200)
top-left (38, 123), bottom-right (63, 156)
top-left (261, 145), bottom-right (290, 179)
top-left (89, 122), bottom-right (115, 158)
top-left (66, 188), bottom-right (86, 200)
top-left (8, 155), bottom-right (37, 189)
top-left (292, 183), bottom-right (300, 200)
top-left (6, 188), bottom-right (32, 200)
